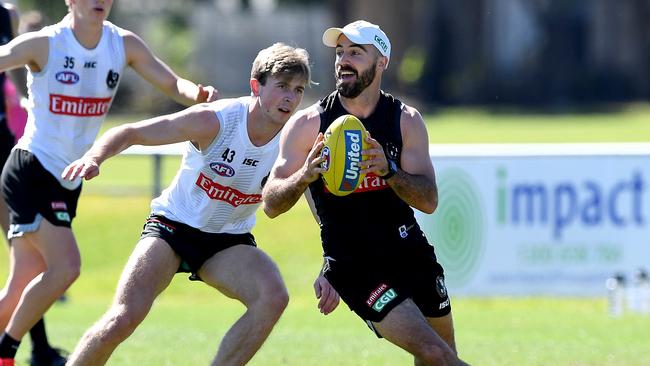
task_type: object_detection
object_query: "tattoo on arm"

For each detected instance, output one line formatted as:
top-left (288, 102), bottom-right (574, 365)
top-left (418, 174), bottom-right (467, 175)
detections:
top-left (387, 170), bottom-right (437, 211)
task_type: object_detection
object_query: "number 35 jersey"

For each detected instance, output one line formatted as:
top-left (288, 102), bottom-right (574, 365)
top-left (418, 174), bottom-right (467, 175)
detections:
top-left (15, 18), bottom-right (126, 189)
top-left (151, 97), bottom-right (280, 235)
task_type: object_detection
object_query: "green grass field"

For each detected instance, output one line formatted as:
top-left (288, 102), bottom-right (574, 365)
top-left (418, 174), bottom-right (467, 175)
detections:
top-left (2, 107), bottom-right (650, 365)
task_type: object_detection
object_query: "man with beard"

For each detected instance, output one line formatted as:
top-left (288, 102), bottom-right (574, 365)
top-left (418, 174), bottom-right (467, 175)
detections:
top-left (262, 21), bottom-right (470, 366)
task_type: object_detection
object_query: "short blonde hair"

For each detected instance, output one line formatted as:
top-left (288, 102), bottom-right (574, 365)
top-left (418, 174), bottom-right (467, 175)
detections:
top-left (251, 42), bottom-right (312, 86)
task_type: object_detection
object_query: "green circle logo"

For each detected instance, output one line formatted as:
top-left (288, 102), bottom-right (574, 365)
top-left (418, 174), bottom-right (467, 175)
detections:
top-left (418, 168), bottom-right (485, 288)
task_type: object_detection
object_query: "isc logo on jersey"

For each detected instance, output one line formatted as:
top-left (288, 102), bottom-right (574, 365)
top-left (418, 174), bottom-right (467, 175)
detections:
top-left (320, 115), bottom-right (369, 196)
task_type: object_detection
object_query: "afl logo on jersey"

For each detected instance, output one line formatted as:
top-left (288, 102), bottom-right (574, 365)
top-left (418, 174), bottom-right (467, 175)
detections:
top-left (106, 69), bottom-right (120, 89)
top-left (210, 162), bottom-right (235, 177)
top-left (55, 71), bottom-right (80, 85)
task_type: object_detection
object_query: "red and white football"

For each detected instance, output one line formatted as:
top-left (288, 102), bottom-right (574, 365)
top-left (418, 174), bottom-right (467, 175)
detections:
top-left (320, 114), bottom-right (369, 196)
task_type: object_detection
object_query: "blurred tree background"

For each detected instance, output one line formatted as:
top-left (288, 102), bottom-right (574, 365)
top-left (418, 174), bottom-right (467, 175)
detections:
top-left (12, 0), bottom-right (650, 114)
top-left (17, 0), bottom-right (66, 20)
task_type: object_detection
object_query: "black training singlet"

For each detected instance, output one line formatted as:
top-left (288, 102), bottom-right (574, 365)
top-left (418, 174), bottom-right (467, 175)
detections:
top-left (309, 91), bottom-right (426, 260)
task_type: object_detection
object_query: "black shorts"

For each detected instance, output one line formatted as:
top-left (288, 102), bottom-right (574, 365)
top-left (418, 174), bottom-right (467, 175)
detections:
top-left (323, 236), bottom-right (451, 326)
top-left (140, 214), bottom-right (257, 279)
top-left (1, 149), bottom-right (81, 239)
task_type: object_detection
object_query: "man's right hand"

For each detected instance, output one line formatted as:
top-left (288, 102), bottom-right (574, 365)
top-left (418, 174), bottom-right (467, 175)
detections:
top-left (299, 132), bottom-right (326, 184)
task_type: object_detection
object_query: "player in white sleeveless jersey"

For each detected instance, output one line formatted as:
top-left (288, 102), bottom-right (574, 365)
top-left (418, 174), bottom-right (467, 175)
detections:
top-left (60, 42), bottom-right (339, 366)
top-left (0, 5), bottom-right (70, 365)
top-left (0, 1), bottom-right (217, 364)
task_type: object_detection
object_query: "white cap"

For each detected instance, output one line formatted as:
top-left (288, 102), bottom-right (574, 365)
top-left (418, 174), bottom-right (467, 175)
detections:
top-left (323, 20), bottom-right (391, 65)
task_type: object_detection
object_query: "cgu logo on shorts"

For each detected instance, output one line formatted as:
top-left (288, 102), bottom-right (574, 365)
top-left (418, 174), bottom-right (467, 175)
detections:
top-left (366, 283), bottom-right (398, 312)
top-left (51, 201), bottom-right (70, 222)
top-left (49, 94), bottom-right (112, 117)
top-left (55, 212), bottom-right (71, 222)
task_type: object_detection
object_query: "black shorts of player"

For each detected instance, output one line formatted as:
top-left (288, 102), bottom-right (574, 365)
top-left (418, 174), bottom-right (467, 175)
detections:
top-left (1, 149), bottom-right (81, 239)
top-left (140, 214), bottom-right (257, 280)
top-left (323, 236), bottom-right (451, 337)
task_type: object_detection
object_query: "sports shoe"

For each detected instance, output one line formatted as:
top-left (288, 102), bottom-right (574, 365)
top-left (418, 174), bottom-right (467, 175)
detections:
top-left (0, 358), bottom-right (15, 366)
top-left (29, 347), bottom-right (68, 366)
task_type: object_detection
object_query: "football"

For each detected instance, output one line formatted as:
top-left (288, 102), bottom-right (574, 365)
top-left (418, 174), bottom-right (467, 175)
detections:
top-left (320, 114), bottom-right (369, 196)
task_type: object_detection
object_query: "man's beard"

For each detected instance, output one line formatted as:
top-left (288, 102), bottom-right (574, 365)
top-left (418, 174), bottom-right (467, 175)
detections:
top-left (336, 62), bottom-right (377, 98)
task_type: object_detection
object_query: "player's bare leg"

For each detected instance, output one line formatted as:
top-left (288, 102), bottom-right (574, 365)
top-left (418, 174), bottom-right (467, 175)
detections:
top-left (372, 299), bottom-right (469, 366)
top-left (5, 220), bottom-right (80, 340)
top-left (67, 237), bottom-right (179, 366)
top-left (199, 245), bottom-right (288, 366)
top-left (424, 313), bottom-right (458, 354)
top-left (0, 237), bottom-right (45, 330)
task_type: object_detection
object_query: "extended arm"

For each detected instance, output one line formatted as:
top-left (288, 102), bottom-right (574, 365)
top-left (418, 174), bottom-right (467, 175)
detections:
top-left (0, 31), bottom-right (48, 75)
top-left (361, 106), bottom-right (437, 213)
top-left (61, 104), bottom-right (219, 181)
top-left (124, 32), bottom-right (218, 106)
top-left (262, 107), bottom-right (324, 218)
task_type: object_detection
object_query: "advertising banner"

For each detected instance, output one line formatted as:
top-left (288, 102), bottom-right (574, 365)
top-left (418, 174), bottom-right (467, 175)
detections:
top-left (415, 144), bottom-right (650, 296)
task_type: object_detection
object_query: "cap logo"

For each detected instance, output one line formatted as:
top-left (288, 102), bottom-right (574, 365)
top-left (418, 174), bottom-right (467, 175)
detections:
top-left (374, 35), bottom-right (388, 54)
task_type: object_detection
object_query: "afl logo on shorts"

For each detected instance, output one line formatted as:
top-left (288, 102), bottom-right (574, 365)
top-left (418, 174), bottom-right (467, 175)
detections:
top-left (106, 69), bottom-right (120, 89)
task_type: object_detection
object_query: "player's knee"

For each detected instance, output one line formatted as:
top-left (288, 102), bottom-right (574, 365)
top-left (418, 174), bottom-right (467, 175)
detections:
top-left (60, 261), bottom-right (81, 287)
top-left (46, 261), bottom-right (81, 291)
top-left (259, 279), bottom-right (289, 315)
top-left (68, 261), bottom-right (81, 281)
top-left (415, 344), bottom-right (448, 366)
top-left (103, 306), bottom-right (144, 339)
